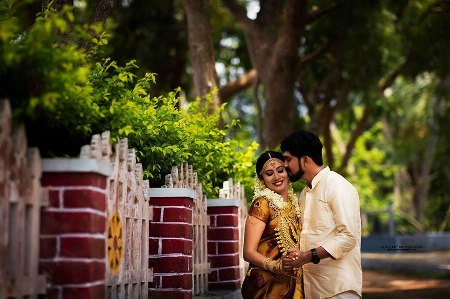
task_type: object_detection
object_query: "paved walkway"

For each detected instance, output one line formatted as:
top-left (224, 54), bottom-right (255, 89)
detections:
top-left (195, 251), bottom-right (450, 299)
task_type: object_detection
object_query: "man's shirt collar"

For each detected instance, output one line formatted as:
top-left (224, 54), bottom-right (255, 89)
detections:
top-left (308, 166), bottom-right (330, 190)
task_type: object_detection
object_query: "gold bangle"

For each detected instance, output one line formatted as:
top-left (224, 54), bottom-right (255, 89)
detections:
top-left (262, 257), bottom-right (271, 270)
top-left (271, 260), bottom-right (282, 274)
top-left (262, 257), bottom-right (282, 274)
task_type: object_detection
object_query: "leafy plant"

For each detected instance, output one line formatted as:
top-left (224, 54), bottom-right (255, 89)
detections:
top-left (0, 1), bottom-right (258, 198)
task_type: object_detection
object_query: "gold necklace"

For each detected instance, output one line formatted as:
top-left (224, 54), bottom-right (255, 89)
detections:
top-left (254, 182), bottom-right (301, 255)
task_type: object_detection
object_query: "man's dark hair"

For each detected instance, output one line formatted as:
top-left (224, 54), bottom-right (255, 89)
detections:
top-left (280, 130), bottom-right (324, 166)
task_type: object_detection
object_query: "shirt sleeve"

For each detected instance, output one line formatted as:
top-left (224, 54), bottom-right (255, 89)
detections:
top-left (248, 197), bottom-right (270, 223)
top-left (321, 179), bottom-right (361, 260)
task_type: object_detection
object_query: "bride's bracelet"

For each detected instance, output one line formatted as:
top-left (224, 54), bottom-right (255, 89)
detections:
top-left (262, 257), bottom-right (282, 274)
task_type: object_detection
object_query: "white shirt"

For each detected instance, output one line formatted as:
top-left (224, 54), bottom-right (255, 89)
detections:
top-left (299, 167), bottom-right (362, 299)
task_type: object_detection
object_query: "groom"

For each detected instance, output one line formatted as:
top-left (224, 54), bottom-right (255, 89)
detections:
top-left (280, 130), bottom-right (362, 299)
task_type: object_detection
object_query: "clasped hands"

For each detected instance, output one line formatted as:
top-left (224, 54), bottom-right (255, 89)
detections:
top-left (282, 248), bottom-right (310, 272)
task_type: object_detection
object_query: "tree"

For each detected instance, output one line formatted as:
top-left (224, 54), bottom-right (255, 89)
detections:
top-left (185, 0), bottom-right (221, 112)
top-left (42, 0), bottom-right (120, 51)
top-left (99, 0), bottom-right (190, 98)
top-left (0, 3), bottom-right (259, 198)
top-left (220, 0), bottom-right (311, 148)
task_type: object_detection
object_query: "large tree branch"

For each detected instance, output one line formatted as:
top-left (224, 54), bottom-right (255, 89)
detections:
top-left (296, 42), bottom-right (330, 73)
top-left (219, 69), bottom-right (257, 103)
top-left (339, 107), bottom-right (370, 173)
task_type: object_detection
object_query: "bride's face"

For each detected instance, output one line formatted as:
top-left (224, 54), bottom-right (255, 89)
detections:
top-left (261, 160), bottom-right (289, 196)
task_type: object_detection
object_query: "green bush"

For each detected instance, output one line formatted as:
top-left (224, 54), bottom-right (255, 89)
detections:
top-left (0, 1), bottom-right (258, 199)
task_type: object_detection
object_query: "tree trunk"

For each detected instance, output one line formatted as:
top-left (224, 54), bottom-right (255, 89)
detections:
top-left (222, 0), bottom-right (307, 148)
top-left (42, 0), bottom-right (119, 52)
top-left (263, 73), bottom-right (297, 148)
top-left (185, 0), bottom-right (220, 112)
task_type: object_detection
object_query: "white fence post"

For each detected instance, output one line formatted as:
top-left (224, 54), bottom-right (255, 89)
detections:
top-left (218, 179), bottom-right (248, 285)
top-left (163, 162), bottom-right (210, 295)
top-left (80, 132), bottom-right (153, 298)
top-left (0, 100), bottom-right (47, 299)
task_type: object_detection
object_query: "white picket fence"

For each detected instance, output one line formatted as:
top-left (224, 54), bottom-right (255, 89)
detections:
top-left (0, 97), bottom-right (249, 298)
top-left (0, 100), bottom-right (48, 299)
top-left (163, 162), bottom-right (210, 295)
top-left (219, 178), bottom-right (248, 284)
top-left (80, 131), bottom-right (153, 298)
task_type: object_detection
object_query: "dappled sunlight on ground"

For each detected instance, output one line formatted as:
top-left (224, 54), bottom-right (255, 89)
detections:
top-left (363, 270), bottom-right (450, 299)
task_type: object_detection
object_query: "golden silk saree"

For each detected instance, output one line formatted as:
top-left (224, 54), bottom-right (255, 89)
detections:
top-left (241, 196), bottom-right (303, 299)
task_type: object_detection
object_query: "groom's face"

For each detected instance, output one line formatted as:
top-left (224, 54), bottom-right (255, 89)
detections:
top-left (282, 151), bottom-right (304, 182)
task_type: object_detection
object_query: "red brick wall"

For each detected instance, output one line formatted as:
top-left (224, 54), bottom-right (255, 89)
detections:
top-left (39, 160), bottom-right (110, 299)
top-left (148, 188), bottom-right (195, 299)
top-left (207, 200), bottom-right (241, 290)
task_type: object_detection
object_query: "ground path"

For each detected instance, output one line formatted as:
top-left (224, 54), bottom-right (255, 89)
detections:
top-left (363, 270), bottom-right (450, 299)
top-left (362, 251), bottom-right (450, 299)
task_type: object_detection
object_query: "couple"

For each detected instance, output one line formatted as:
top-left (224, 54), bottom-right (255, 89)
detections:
top-left (241, 130), bottom-right (362, 299)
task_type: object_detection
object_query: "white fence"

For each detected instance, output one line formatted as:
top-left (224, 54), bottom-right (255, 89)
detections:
top-left (219, 178), bottom-right (248, 284)
top-left (164, 162), bottom-right (210, 295)
top-left (80, 131), bottom-right (153, 298)
top-left (0, 100), bottom-right (48, 299)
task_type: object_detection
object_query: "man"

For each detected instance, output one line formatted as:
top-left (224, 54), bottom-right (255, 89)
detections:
top-left (280, 130), bottom-right (362, 299)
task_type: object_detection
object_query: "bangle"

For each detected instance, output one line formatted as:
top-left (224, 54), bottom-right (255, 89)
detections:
top-left (262, 257), bottom-right (282, 274)
top-left (262, 257), bottom-right (271, 270)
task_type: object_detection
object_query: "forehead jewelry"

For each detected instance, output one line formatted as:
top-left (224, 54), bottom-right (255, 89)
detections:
top-left (259, 153), bottom-right (284, 175)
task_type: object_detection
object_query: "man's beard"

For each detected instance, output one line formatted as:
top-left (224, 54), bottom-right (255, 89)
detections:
top-left (287, 167), bottom-right (304, 182)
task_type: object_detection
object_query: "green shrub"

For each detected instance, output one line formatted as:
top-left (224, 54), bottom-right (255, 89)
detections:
top-left (0, 1), bottom-right (258, 199)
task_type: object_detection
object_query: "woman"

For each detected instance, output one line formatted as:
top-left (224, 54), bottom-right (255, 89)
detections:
top-left (241, 151), bottom-right (303, 299)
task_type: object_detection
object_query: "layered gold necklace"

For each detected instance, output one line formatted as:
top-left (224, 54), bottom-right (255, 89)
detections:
top-left (254, 178), bottom-right (301, 255)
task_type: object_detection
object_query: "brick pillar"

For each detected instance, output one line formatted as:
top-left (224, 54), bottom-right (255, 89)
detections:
top-left (207, 199), bottom-right (240, 290)
top-left (148, 188), bottom-right (194, 299)
top-left (39, 158), bottom-right (111, 299)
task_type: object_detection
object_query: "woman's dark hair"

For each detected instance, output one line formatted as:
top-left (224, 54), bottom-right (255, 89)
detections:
top-left (256, 150), bottom-right (285, 177)
top-left (280, 130), bottom-right (324, 166)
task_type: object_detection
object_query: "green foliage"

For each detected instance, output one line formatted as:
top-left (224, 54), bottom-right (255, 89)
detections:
top-left (89, 63), bottom-right (258, 197)
top-left (87, 57), bottom-right (259, 196)
top-left (334, 108), bottom-right (398, 235)
top-left (0, 2), bottom-right (258, 199)
top-left (1, 3), bottom-right (94, 129)
top-left (385, 74), bottom-right (437, 165)
top-left (349, 123), bottom-right (397, 211)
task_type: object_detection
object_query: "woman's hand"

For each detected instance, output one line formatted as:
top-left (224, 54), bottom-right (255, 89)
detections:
top-left (282, 248), bottom-right (301, 271)
top-left (282, 248), bottom-right (313, 271)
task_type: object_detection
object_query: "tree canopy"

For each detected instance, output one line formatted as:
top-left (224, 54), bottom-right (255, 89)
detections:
top-left (1, 0), bottom-right (449, 233)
